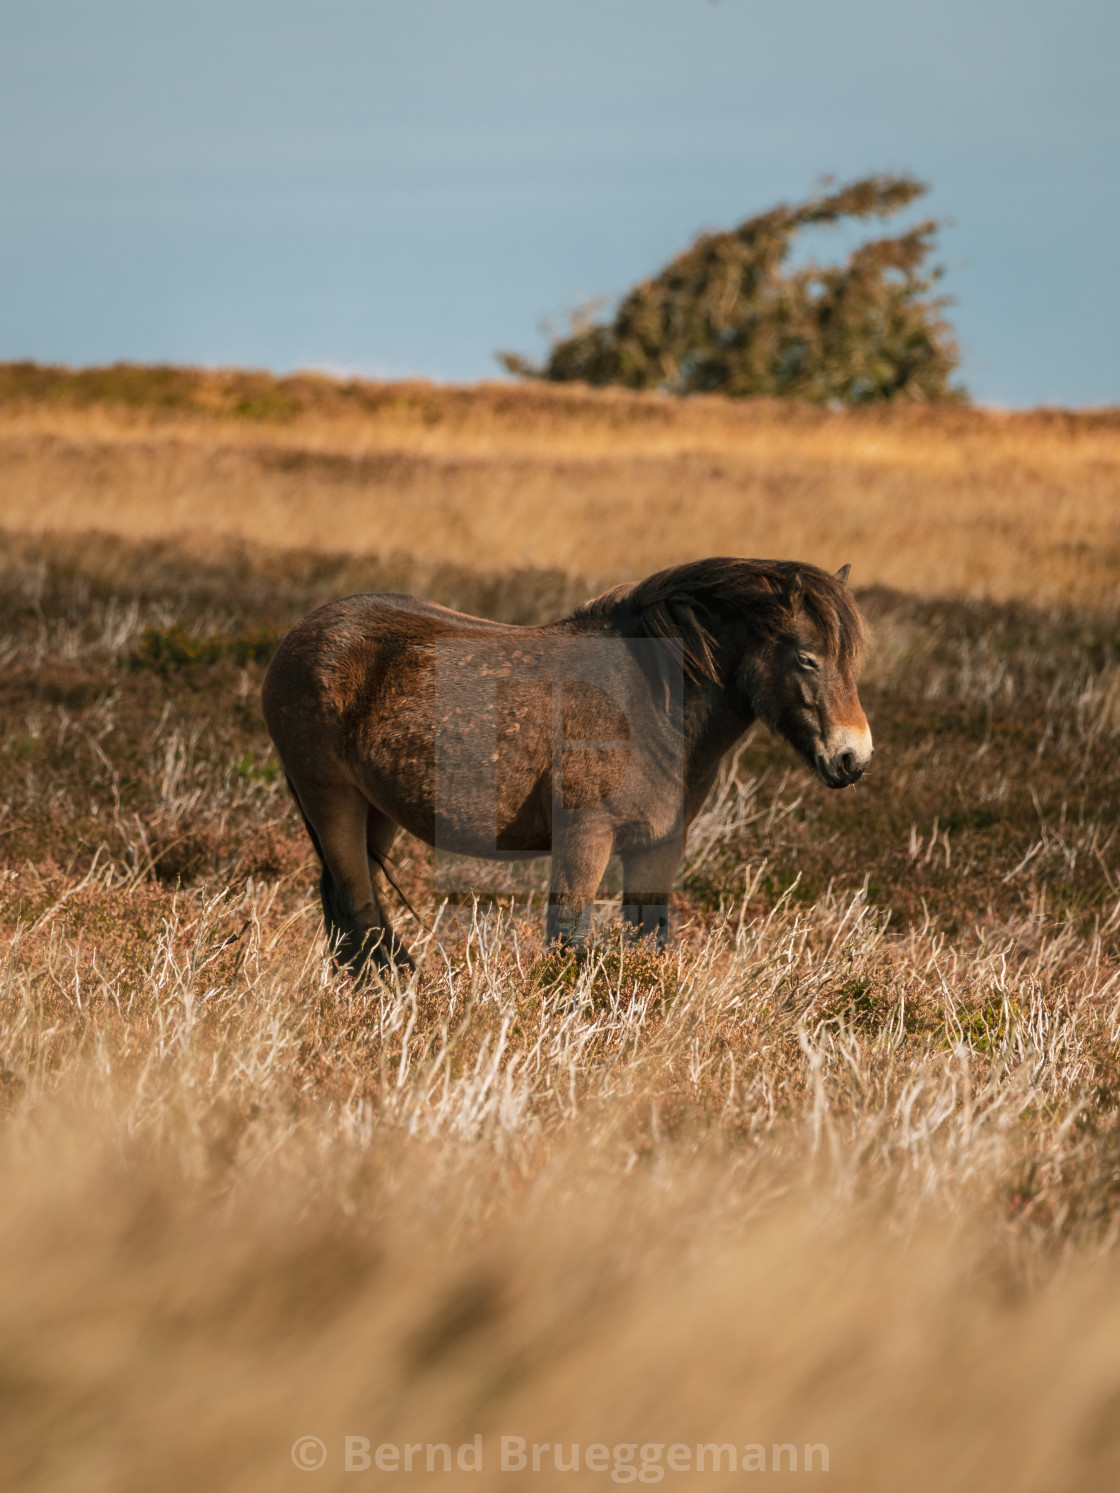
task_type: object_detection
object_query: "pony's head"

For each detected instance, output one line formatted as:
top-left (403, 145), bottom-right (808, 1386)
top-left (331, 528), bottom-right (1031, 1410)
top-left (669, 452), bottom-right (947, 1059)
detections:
top-left (577, 556), bottom-right (873, 789)
top-left (742, 562), bottom-right (872, 789)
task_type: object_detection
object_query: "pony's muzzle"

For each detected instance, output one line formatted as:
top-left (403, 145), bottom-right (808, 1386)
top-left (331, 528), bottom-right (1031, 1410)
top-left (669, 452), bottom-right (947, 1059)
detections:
top-left (817, 727), bottom-right (873, 788)
top-left (817, 750), bottom-right (872, 788)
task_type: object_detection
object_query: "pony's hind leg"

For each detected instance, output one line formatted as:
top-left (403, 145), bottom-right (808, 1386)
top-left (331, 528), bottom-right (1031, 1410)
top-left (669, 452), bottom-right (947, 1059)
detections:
top-left (291, 779), bottom-right (411, 977)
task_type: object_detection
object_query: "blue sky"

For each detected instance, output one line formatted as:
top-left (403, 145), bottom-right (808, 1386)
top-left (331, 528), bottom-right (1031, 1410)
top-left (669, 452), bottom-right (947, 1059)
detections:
top-left (1, 0), bottom-right (1117, 405)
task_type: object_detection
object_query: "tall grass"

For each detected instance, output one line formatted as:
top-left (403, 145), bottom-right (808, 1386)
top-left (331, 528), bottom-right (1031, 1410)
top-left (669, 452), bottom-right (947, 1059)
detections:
top-left (5, 874), bottom-right (1120, 1491)
top-left (2, 370), bottom-right (1120, 1489)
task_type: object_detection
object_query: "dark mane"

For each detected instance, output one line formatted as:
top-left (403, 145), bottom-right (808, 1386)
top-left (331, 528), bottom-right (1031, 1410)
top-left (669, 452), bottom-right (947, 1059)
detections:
top-left (575, 558), bottom-right (868, 682)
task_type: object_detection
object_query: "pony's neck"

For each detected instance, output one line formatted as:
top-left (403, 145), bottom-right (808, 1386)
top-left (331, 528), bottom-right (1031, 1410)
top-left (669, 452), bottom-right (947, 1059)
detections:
top-left (682, 677), bottom-right (753, 812)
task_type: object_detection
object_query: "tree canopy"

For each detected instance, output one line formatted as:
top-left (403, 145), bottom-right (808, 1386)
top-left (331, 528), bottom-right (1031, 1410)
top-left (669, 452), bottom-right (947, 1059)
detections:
top-left (500, 174), bottom-right (964, 404)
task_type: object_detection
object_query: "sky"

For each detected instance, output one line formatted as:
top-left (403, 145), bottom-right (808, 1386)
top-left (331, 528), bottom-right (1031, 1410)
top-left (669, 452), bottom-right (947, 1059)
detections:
top-left (1, 0), bottom-right (1117, 406)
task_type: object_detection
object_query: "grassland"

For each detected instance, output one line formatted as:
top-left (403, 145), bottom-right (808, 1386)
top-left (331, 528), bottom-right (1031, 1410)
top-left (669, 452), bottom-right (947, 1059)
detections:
top-left (3, 361), bottom-right (1120, 603)
top-left (2, 364), bottom-right (1120, 1491)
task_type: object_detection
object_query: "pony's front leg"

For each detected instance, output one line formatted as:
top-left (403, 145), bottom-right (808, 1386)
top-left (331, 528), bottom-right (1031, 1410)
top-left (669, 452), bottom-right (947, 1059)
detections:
top-left (620, 839), bottom-right (684, 948)
top-left (545, 821), bottom-right (613, 950)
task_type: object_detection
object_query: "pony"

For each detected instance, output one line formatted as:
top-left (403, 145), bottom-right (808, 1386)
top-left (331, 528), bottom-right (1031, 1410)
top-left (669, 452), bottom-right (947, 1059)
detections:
top-left (262, 557), bottom-right (872, 974)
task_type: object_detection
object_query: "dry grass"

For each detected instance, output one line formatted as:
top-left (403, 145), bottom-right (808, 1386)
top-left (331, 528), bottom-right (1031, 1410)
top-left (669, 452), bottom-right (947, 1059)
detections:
top-left (4, 367), bottom-right (1120, 1489)
top-left (1, 363), bottom-right (1119, 604)
top-left (6, 879), bottom-right (1120, 1492)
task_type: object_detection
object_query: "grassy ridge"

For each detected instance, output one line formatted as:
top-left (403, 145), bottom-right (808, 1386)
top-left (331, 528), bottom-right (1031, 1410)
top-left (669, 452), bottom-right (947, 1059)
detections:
top-left (8, 356), bottom-right (1119, 426)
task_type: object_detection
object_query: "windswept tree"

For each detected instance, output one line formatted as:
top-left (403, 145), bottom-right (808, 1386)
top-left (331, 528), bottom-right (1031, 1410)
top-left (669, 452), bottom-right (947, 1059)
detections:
top-left (500, 174), bottom-right (964, 404)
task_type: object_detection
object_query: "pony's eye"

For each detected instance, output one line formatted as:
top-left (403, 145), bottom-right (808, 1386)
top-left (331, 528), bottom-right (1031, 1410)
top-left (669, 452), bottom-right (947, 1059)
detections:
top-left (797, 652), bottom-right (818, 671)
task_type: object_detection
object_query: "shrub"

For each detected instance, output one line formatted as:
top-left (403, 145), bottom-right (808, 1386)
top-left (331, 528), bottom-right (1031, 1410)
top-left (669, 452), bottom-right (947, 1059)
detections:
top-left (501, 174), bottom-right (964, 404)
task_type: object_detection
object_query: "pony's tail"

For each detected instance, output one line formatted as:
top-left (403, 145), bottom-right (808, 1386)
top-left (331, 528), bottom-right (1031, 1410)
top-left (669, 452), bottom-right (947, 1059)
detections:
top-left (286, 775), bottom-right (325, 863)
top-left (365, 828), bottom-right (426, 930)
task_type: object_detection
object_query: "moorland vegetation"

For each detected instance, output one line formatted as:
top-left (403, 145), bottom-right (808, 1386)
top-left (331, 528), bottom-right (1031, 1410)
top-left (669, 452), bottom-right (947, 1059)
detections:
top-left (2, 365), bottom-right (1120, 1490)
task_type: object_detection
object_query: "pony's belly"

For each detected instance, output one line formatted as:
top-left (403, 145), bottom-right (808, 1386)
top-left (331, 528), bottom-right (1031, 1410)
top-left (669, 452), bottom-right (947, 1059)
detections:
top-left (431, 806), bottom-right (553, 861)
top-left (372, 793), bottom-right (553, 861)
top-left (447, 844), bottom-right (552, 863)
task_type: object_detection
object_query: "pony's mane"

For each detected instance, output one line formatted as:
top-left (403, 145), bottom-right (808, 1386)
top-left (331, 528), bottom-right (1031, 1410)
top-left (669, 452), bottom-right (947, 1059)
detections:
top-left (574, 558), bottom-right (868, 682)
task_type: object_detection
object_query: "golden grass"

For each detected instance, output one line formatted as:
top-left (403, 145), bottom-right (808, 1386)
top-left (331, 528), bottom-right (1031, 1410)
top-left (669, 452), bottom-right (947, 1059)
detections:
top-left (1, 365), bottom-right (1119, 604)
top-left (4, 368), bottom-right (1120, 1488)
top-left (4, 877), bottom-right (1120, 1491)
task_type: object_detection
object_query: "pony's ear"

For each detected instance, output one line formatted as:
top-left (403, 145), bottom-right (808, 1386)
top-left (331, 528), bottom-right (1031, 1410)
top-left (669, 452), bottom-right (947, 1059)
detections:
top-left (786, 568), bottom-right (804, 611)
top-left (835, 563), bottom-right (851, 586)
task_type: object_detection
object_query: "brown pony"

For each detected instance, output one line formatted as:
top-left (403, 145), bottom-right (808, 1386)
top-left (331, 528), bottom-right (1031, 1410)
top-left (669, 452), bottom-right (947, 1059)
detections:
top-left (262, 557), bottom-right (872, 974)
